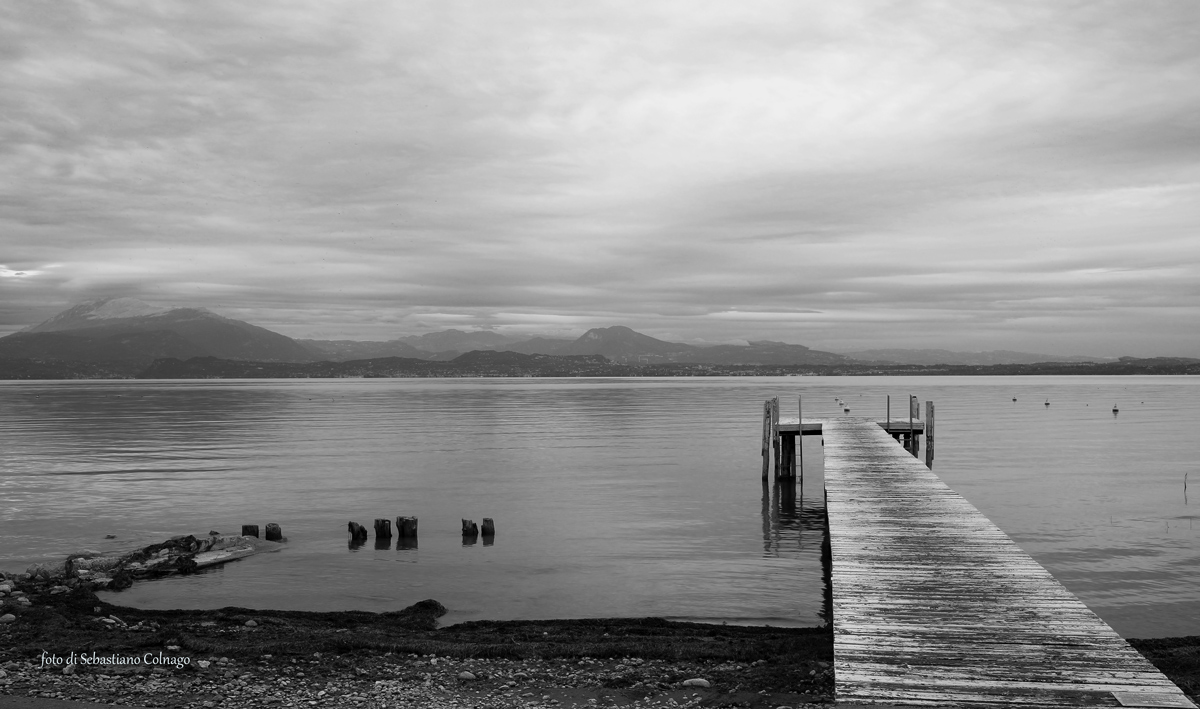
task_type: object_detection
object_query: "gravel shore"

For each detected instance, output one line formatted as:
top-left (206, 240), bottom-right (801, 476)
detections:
top-left (0, 574), bottom-right (833, 709)
top-left (4, 571), bottom-right (1197, 708)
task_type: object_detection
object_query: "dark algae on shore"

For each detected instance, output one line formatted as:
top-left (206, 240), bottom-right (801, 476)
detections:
top-left (1, 581), bottom-right (834, 708)
top-left (1129, 636), bottom-right (1200, 701)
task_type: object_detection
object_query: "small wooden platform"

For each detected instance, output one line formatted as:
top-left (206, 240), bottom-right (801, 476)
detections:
top-left (776, 417), bottom-right (924, 435)
top-left (822, 417), bottom-right (1194, 708)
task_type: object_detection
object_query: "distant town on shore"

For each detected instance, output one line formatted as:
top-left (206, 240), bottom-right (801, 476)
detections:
top-left (2, 298), bottom-right (1197, 379)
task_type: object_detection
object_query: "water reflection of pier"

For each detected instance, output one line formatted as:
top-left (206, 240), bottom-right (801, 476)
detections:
top-left (760, 477), bottom-right (826, 557)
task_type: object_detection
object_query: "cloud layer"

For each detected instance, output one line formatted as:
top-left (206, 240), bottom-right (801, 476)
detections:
top-left (2, 1), bottom-right (1199, 356)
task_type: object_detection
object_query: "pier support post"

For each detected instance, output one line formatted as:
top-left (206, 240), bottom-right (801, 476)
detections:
top-left (761, 399), bottom-right (772, 479)
top-left (265, 523), bottom-right (282, 542)
top-left (779, 434), bottom-right (795, 478)
top-left (771, 397), bottom-right (780, 476)
top-left (798, 395), bottom-right (804, 482)
top-left (374, 518), bottom-right (392, 539)
top-left (925, 401), bottom-right (935, 468)
top-left (241, 525), bottom-right (259, 538)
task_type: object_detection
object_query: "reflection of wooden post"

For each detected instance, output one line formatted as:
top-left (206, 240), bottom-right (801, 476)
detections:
top-left (925, 401), bottom-right (935, 468)
top-left (797, 395), bottom-right (803, 481)
top-left (761, 400), bottom-right (772, 479)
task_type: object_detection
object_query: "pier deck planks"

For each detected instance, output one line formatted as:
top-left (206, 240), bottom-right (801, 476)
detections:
top-left (821, 417), bottom-right (1194, 708)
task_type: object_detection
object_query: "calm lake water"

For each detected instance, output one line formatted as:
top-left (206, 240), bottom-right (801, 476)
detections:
top-left (1, 376), bottom-right (1197, 638)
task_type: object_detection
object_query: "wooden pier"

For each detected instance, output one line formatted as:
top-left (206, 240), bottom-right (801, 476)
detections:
top-left (760, 399), bottom-right (1195, 708)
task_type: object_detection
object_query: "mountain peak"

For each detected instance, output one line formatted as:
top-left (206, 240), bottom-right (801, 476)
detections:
top-left (7, 298), bottom-right (314, 363)
top-left (24, 297), bottom-right (174, 332)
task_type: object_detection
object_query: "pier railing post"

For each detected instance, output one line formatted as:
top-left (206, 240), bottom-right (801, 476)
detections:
top-left (908, 395), bottom-right (918, 456)
top-left (925, 400), bottom-right (935, 468)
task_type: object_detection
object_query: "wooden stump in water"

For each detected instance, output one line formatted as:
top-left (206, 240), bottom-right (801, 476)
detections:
top-left (265, 523), bottom-right (283, 541)
top-left (462, 519), bottom-right (479, 535)
top-left (374, 518), bottom-right (392, 538)
top-left (396, 516), bottom-right (418, 537)
top-left (347, 521), bottom-right (369, 541)
top-left (241, 525), bottom-right (259, 538)
top-left (481, 518), bottom-right (495, 536)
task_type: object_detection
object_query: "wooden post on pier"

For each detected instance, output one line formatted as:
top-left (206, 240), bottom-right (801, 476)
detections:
top-left (771, 397), bottom-right (780, 476)
top-left (797, 395), bottom-right (803, 481)
top-left (908, 395), bottom-right (917, 456)
top-left (925, 400), bottom-right (935, 468)
top-left (761, 399), bottom-right (772, 479)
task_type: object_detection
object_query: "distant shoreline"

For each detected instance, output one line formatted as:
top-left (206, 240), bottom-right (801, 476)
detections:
top-left (2, 353), bottom-right (1199, 380)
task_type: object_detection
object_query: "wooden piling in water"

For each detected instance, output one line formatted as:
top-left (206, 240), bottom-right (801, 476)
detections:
top-left (925, 400), bottom-right (935, 468)
top-left (264, 523), bottom-right (282, 541)
top-left (779, 434), bottom-right (795, 478)
top-left (771, 397), bottom-right (780, 476)
top-left (374, 518), bottom-right (392, 538)
top-left (396, 516), bottom-right (418, 537)
top-left (462, 519), bottom-right (479, 546)
top-left (797, 395), bottom-right (803, 481)
top-left (241, 525), bottom-right (259, 538)
top-left (481, 518), bottom-right (495, 536)
top-left (347, 521), bottom-right (368, 541)
top-left (761, 399), bottom-right (772, 479)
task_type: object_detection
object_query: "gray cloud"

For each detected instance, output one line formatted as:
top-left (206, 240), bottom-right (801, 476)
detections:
top-left (1, 1), bottom-right (1199, 356)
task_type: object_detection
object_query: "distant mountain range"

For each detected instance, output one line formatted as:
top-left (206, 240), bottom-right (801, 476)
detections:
top-left (838, 348), bottom-right (1111, 366)
top-left (2, 298), bottom-right (312, 363)
top-left (0, 298), bottom-right (1120, 372)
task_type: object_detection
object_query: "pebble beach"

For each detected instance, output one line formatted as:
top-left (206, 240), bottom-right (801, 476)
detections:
top-left (0, 568), bottom-right (837, 709)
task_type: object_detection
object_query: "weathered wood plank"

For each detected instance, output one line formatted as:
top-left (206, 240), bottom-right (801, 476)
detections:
top-left (822, 417), bottom-right (1194, 708)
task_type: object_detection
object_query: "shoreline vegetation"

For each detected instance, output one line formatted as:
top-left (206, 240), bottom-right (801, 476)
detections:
top-left (1, 537), bottom-right (1198, 707)
top-left (2, 353), bottom-right (1200, 380)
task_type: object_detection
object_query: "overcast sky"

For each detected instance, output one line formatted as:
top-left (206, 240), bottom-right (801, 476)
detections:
top-left (2, 1), bottom-right (1198, 356)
